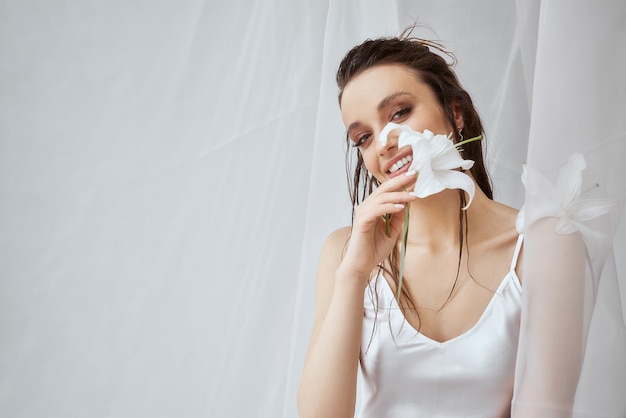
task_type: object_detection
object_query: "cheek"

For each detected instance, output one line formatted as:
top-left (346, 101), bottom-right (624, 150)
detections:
top-left (408, 109), bottom-right (452, 136)
top-left (360, 150), bottom-right (383, 178)
top-left (360, 149), bottom-right (375, 168)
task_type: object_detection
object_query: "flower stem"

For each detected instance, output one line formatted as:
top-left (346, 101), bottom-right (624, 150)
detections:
top-left (455, 134), bottom-right (482, 148)
top-left (384, 213), bottom-right (391, 237)
top-left (396, 204), bottom-right (410, 303)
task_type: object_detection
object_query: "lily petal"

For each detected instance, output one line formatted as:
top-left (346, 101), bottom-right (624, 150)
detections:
top-left (412, 168), bottom-right (476, 209)
top-left (378, 122), bottom-right (478, 209)
top-left (555, 152), bottom-right (585, 208)
top-left (434, 169), bottom-right (476, 209)
top-left (431, 147), bottom-right (475, 171)
top-left (407, 136), bottom-right (434, 173)
top-left (519, 152), bottom-right (616, 264)
top-left (568, 198), bottom-right (617, 222)
top-left (380, 122), bottom-right (424, 147)
top-left (555, 215), bottom-right (579, 235)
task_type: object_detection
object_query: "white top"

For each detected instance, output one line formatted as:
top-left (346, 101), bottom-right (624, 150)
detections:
top-left (358, 234), bottom-right (524, 418)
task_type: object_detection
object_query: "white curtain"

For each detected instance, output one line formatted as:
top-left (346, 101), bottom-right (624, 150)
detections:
top-left (0, 1), bottom-right (623, 417)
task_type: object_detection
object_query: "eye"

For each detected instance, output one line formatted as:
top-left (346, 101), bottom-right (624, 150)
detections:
top-left (391, 106), bottom-right (412, 121)
top-left (351, 133), bottom-right (372, 148)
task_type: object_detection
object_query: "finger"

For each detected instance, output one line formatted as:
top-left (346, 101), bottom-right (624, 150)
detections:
top-left (358, 191), bottom-right (417, 213)
top-left (372, 191), bottom-right (418, 205)
top-left (355, 201), bottom-right (408, 221)
top-left (375, 170), bottom-right (418, 192)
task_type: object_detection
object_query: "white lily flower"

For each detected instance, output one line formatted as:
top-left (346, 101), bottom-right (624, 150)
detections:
top-left (380, 122), bottom-right (476, 209)
top-left (516, 152), bottom-right (616, 261)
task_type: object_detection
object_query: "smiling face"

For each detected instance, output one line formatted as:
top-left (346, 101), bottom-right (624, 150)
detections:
top-left (340, 64), bottom-right (463, 184)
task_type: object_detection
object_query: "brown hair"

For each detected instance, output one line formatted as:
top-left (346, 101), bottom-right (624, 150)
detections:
top-left (336, 31), bottom-right (492, 321)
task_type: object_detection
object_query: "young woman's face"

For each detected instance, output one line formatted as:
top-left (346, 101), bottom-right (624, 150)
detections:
top-left (340, 64), bottom-right (462, 184)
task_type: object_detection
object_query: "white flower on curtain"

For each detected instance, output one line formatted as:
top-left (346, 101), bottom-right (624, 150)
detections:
top-left (516, 152), bottom-right (617, 262)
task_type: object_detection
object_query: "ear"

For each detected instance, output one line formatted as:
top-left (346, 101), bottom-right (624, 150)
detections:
top-left (451, 102), bottom-right (464, 131)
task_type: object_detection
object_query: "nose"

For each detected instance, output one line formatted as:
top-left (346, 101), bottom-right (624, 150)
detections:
top-left (376, 124), bottom-right (399, 155)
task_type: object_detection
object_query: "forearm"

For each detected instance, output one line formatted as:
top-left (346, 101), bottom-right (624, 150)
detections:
top-left (298, 273), bottom-right (366, 418)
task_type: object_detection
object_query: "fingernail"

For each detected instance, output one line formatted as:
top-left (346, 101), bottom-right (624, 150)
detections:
top-left (408, 192), bottom-right (419, 197)
top-left (394, 203), bottom-right (405, 208)
top-left (405, 170), bottom-right (417, 176)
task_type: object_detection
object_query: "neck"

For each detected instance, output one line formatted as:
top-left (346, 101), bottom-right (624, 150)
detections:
top-left (405, 187), bottom-right (488, 250)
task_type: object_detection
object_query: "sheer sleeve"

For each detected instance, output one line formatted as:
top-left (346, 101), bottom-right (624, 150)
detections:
top-left (512, 1), bottom-right (626, 416)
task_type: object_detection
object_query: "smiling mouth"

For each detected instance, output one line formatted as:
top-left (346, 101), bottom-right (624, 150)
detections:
top-left (388, 155), bottom-right (413, 174)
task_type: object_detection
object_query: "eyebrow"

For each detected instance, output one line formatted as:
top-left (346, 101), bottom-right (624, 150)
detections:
top-left (377, 91), bottom-right (414, 112)
top-left (347, 91), bottom-right (415, 135)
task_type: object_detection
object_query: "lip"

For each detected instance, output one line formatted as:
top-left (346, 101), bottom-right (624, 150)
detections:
top-left (384, 149), bottom-right (413, 178)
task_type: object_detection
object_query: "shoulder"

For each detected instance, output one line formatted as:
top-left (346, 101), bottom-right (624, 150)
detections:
top-left (487, 200), bottom-right (522, 253)
top-left (323, 226), bottom-right (351, 251)
top-left (317, 226), bottom-right (351, 273)
top-left (470, 198), bottom-right (519, 244)
top-left (315, 226), bottom-right (354, 307)
top-left (489, 200), bottom-right (520, 225)
top-left (469, 198), bottom-right (523, 279)
top-left (488, 201), bottom-right (524, 281)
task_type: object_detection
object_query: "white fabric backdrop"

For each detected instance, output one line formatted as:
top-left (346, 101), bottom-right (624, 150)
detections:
top-left (1, 1), bottom-right (624, 417)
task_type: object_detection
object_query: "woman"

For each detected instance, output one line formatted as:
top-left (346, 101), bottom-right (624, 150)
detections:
top-left (298, 34), bottom-right (524, 418)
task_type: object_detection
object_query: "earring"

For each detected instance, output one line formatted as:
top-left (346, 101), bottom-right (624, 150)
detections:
top-left (458, 128), bottom-right (464, 142)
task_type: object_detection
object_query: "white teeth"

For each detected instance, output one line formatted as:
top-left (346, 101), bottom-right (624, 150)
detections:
top-left (389, 155), bottom-right (413, 173)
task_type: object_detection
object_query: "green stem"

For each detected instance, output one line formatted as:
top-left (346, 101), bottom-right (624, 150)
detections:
top-left (396, 204), bottom-right (410, 303)
top-left (384, 213), bottom-right (391, 237)
top-left (455, 134), bottom-right (482, 148)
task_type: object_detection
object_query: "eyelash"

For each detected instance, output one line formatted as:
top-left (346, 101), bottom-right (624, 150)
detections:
top-left (350, 106), bottom-right (413, 148)
top-left (392, 106), bottom-right (412, 120)
top-left (352, 133), bottom-right (371, 148)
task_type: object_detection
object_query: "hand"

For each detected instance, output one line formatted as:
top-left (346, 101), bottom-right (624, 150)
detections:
top-left (339, 171), bottom-right (417, 283)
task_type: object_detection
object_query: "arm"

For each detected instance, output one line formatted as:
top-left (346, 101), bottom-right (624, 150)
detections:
top-left (296, 228), bottom-right (367, 418)
top-left (297, 172), bottom-right (417, 418)
top-left (512, 217), bottom-right (585, 417)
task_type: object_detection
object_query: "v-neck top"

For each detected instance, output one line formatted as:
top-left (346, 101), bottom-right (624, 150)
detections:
top-left (358, 234), bottom-right (524, 418)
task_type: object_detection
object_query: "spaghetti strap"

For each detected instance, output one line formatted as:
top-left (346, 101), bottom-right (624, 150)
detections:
top-left (509, 233), bottom-right (524, 272)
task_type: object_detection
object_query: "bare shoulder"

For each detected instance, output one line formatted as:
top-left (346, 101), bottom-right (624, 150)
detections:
top-left (469, 198), bottom-right (523, 281)
top-left (317, 226), bottom-right (351, 278)
top-left (490, 200), bottom-right (520, 228)
top-left (472, 199), bottom-right (519, 243)
top-left (324, 226), bottom-right (352, 248)
top-left (489, 200), bottom-right (523, 280)
top-left (488, 200), bottom-right (521, 250)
